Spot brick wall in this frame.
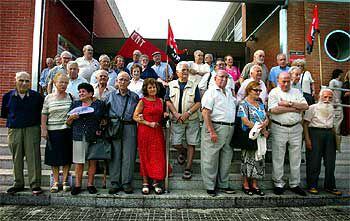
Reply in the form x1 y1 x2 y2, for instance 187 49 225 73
0 0 35 125
246 1 350 94
93 0 125 37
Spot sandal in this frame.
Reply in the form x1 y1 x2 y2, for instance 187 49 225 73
182 169 192 180
242 185 253 196
50 182 59 193
152 183 163 195
142 183 150 195
177 153 185 165
251 187 265 196
62 182 71 192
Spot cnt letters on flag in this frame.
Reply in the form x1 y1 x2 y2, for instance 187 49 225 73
306 5 320 54
167 21 187 63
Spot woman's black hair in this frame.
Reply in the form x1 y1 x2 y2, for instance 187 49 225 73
331 69 343 80
78 83 94 94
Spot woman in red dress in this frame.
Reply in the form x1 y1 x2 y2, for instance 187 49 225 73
133 78 166 194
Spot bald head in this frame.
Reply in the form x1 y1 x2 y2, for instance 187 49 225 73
278 72 291 92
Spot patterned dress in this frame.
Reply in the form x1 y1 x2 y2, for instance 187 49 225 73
237 99 266 179
137 97 166 180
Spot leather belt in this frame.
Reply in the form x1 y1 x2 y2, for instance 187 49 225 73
212 121 234 126
271 119 299 128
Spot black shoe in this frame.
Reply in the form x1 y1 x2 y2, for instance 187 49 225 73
32 187 43 195
108 187 121 195
252 188 265 196
242 186 253 196
71 186 82 195
290 186 307 196
123 185 134 194
7 186 24 194
273 187 285 195
87 186 97 194
207 189 217 197
218 187 236 194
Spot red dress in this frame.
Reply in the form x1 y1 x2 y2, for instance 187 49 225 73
138 97 166 180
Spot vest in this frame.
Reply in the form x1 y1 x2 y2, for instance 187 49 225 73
168 80 198 121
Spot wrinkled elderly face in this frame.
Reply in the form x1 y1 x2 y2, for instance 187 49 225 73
16 74 31 93
47 58 54 68
116 58 125 69
97 71 108 85
291 69 302 83
205 54 213 64
254 51 265 64
251 66 262 82
215 60 225 71
277 55 287 68
61 54 72 66
320 90 333 104
194 52 204 64
100 58 110 70
133 51 141 62
83 46 93 58
79 88 93 101
140 56 149 67
225 56 233 66
54 75 69 92
278 72 291 92
153 54 161 63
214 70 228 89
67 64 79 80
117 73 130 90
177 64 189 81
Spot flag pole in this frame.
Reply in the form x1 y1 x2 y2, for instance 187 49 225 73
317 33 323 86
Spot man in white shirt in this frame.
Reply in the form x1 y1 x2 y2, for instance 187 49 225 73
93 70 116 100
90 54 118 87
76 45 100 82
66 61 88 100
151 51 173 81
189 50 210 86
268 72 308 196
201 70 236 197
237 65 267 103
303 89 341 196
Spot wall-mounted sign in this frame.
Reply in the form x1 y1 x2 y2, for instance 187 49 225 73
289 50 305 64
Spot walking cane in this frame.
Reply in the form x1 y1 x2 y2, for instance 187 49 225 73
164 118 170 193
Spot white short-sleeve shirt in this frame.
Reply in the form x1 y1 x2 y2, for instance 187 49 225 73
236 78 268 103
201 84 237 123
76 57 100 82
268 87 307 125
304 103 334 128
299 71 314 94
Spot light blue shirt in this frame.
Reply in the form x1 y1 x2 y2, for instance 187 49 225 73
45 65 66 86
151 62 173 80
66 76 88 100
90 69 118 87
268 66 290 86
126 61 139 71
39 67 50 87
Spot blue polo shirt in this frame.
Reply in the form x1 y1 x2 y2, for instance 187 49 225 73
140 67 159 80
268 66 290 86
1 89 44 128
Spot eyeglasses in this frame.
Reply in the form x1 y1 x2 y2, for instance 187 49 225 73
252 88 262 93
87 49 93 52
18 79 30 83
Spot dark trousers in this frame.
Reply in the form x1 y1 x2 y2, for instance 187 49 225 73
306 127 336 189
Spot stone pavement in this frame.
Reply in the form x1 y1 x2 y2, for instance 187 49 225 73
0 205 349 220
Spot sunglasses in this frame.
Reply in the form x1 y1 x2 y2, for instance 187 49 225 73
252 88 262 93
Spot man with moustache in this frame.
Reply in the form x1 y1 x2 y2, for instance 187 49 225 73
303 89 342 196
201 70 236 197
240 50 269 84
268 72 308 196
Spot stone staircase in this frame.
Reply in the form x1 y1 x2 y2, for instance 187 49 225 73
0 127 349 208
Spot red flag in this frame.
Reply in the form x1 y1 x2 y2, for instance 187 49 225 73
118 31 167 60
167 21 187 63
306 5 320 54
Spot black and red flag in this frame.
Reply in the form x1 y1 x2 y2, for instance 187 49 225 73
166 20 187 63
306 5 320 54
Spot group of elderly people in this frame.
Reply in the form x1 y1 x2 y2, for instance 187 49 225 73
1 45 345 198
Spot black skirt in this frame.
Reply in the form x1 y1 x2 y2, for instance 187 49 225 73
45 129 73 166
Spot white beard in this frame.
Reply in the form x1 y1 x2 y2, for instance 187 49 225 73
317 102 333 119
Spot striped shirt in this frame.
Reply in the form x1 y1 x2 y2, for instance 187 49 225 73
42 93 72 130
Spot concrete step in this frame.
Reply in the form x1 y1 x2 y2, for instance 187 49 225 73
1 154 349 176
1 168 349 190
0 186 349 209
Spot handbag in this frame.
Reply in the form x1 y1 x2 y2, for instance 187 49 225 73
230 103 258 151
86 136 112 160
106 95 129 140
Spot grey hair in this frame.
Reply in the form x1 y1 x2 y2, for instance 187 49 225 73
194 50 204 56
276 53 286 59
83 45 93 51
292 58 306 66
95 70 108 78
99 54 110 62
139 54 149 61
15 71 30 80
254 50 264 57
176 61 189 71
249 64 262 74
288 66 302 75
117 71 130 80
60 51 72 58
46 57 53 63
67 61 78 69
319 88 334 98
204 53 213 59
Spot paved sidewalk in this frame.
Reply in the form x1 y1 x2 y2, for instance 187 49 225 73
0 205 349 220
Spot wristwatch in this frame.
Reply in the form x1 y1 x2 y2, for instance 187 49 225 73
187 110 192 115
288 101 293 107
